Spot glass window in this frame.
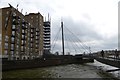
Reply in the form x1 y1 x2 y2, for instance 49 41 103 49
12 25 15 29
6 17 8 21
6 11 9 14
22 35 24 38
11 44 14 47
12 31 15 34
16 51 18 55
11 51 14 55
4 50 8 55
22 40 24 44
5 35 9 42
22 30 24 33
13 12 16 16
11 46 14 50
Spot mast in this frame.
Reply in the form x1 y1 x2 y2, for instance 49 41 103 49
61 21 65 55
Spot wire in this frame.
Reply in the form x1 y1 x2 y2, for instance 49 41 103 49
64 25 90 53
51 27 61 53
64 29 82 54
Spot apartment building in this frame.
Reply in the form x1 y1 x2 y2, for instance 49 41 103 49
0 5 44 60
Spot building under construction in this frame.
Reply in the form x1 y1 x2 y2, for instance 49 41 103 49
43 20 51 54
0 4 51 60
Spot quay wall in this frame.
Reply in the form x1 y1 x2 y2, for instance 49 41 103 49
2 56 94 71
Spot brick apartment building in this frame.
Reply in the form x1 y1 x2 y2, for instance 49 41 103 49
0 4 49 60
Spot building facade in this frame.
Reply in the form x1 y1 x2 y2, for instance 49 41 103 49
43 21 51 54
25 13 44 58
0 5 44 60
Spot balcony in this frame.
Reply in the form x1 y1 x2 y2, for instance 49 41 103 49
44 22 50 26
44 36 50 38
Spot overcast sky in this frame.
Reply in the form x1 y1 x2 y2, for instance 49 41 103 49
0 0 119 54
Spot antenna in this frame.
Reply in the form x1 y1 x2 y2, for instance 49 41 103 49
48 13 49 21
61 16 63 22
16 4 19 10
21 9 23 13
45 16 46 21
25 12 27 15
50 16 51 23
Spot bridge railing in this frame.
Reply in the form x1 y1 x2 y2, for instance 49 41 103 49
87 51 120 60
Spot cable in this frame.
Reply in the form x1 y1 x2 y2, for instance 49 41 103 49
51 27 61 53
64 25 90 52
64 29 82 54
64 28 82 52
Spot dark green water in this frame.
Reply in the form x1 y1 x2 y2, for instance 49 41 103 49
2 64 116 79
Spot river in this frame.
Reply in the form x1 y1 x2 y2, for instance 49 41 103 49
2 60 119 79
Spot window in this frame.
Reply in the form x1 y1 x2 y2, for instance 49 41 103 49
22 30 24 33
16 45 19 48
25 30 27 33
36 32 38 35
11 51 14 55
21 46 24 51
36 36 38 39
12 25 15 29
6 17 8 21
11 46 14 50
22 40 24 44
31 17 33 19
11 44 14 48
31 29 33 32
5 35 9 42
16 51 18 55
12 31 15 35
22 35 24 39
4 43 8 49
6 11 9 14
24 47 26 50
24 41 26 44
4 50 8 55
13 12 16 16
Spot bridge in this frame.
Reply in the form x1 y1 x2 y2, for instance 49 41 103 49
51 21 120 71
83 54 120 69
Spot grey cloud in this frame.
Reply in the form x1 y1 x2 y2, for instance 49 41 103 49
51 16 118 53
53 16 103 41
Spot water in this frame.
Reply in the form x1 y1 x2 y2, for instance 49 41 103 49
2 62 117 79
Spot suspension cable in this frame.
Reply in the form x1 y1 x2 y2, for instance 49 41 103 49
64 30 72 54
51 27 61 53
64 25 90 53
64 29 83 54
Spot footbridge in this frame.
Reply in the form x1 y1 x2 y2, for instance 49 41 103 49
83 55 120 68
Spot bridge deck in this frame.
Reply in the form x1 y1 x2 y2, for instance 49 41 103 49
95 57 120 68
83 55 120 68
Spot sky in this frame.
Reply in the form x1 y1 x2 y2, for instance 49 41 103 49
0 0 119 55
